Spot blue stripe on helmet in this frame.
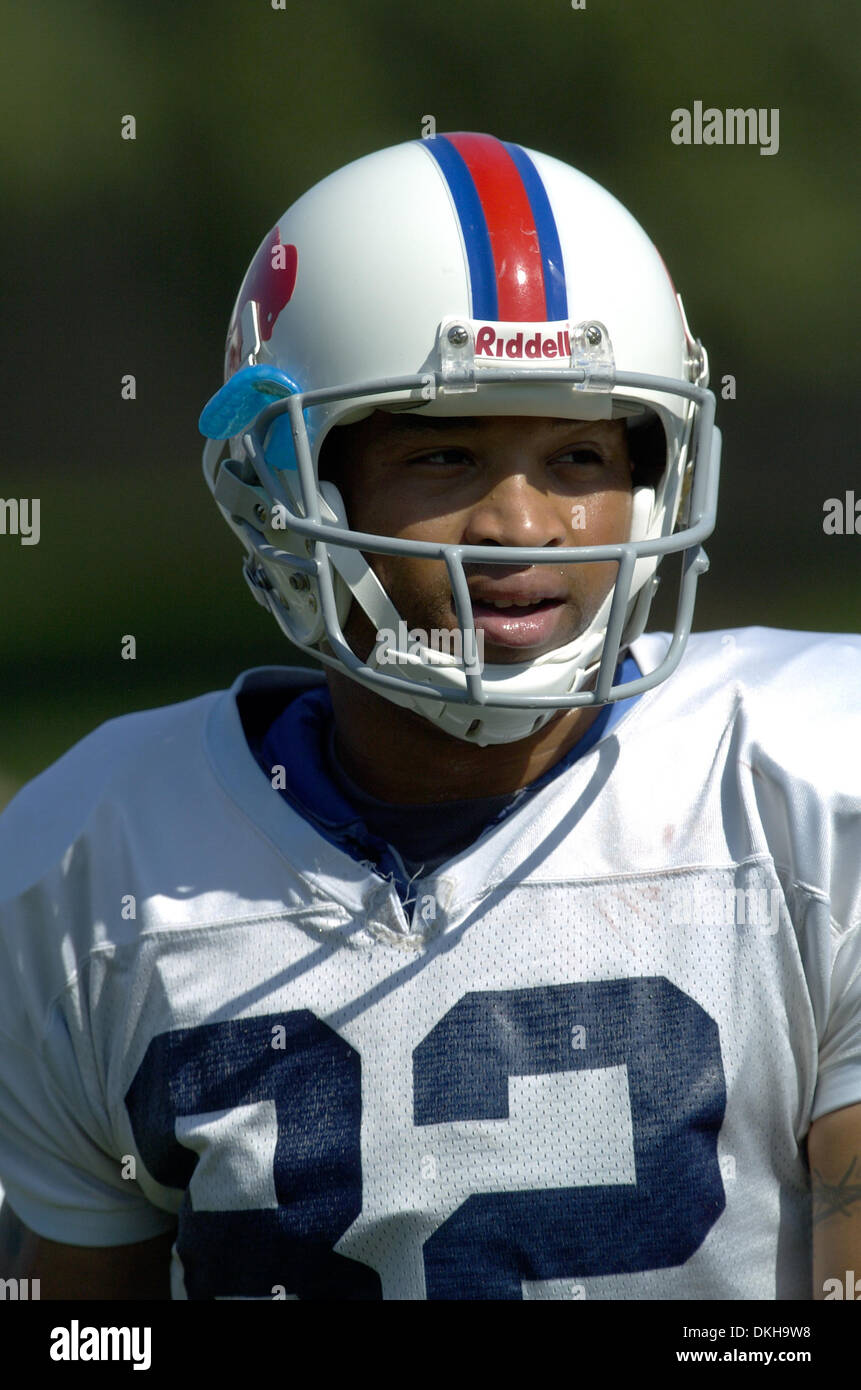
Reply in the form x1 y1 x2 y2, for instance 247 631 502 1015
420 136 498 320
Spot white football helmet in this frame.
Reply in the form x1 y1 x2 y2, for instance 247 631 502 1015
200 132 720 745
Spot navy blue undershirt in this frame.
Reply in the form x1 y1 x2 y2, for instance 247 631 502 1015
253 655 642 904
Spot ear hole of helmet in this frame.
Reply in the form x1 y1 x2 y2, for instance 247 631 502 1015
317 427 344 490
625 411 666 491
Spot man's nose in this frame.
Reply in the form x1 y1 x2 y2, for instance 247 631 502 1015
461 471 568 550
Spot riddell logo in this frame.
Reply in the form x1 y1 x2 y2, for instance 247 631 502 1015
475 324 572 361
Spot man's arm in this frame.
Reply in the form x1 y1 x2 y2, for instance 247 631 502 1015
808 1100 861 1299
0 1199 175 1299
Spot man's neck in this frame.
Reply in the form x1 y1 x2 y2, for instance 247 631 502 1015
325 669 605 804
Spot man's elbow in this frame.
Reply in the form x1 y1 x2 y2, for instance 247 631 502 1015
0 1200 176 1300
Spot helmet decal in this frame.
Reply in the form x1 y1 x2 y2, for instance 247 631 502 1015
420 132 567 322
226 227 298 375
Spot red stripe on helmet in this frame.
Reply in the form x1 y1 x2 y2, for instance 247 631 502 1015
444 132 548 321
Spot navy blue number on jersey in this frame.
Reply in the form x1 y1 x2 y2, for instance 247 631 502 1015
126 1013 382 1299
126 978 726 1299
415 979 726 1298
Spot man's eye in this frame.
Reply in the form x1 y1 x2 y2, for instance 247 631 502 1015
552 447 605 466
409 448 472 466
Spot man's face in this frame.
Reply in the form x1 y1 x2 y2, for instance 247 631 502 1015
323 411 634 666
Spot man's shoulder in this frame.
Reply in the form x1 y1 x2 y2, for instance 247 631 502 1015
633 625 860 783
636 624 861 702
0 665 323 902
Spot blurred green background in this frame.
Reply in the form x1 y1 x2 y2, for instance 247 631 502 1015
1 0 859 808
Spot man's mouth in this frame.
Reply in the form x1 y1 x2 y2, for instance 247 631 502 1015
467 597 566 649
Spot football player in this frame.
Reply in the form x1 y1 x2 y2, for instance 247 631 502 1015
0 132 859 1301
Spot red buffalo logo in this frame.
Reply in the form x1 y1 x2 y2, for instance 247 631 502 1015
225 226 298 376
245 226 298 340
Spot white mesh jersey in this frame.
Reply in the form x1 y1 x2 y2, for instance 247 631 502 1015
0 627 859 1301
